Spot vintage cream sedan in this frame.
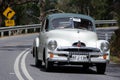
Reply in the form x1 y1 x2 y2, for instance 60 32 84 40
32 13 110 74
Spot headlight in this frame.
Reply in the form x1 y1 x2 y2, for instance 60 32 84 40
48 40 57 51
100 42 109 52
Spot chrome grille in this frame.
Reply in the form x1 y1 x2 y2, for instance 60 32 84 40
57 47 100 52
69 51 89 55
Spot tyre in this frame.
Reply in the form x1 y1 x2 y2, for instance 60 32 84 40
35 48 42 67
32 47 35 57
83 65 89 70
45 60 53 72
96 63 106 74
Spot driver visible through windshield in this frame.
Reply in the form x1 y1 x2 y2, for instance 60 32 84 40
51 17 93 31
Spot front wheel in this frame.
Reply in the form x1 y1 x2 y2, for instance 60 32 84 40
83 65 89 70
96 63 106 74
45 60 53 72
35 48 42 67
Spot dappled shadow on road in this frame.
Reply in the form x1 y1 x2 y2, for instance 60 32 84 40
0 45 31 51
30 64 99 74
106 63 120 78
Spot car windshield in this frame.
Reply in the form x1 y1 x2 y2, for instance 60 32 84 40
50 17 94 31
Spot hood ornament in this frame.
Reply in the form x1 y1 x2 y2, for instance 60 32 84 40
77 41 81 47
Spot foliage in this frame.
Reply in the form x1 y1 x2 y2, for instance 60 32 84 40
110 55 120 63
45 0 57 11
0 0 40 26
110 0 120 59
0 0 118 26
56 0 114 20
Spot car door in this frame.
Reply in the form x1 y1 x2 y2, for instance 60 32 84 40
39 18 49 60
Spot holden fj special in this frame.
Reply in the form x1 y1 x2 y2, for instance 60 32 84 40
32 13 110 74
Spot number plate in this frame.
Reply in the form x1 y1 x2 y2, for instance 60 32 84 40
70 55 88 61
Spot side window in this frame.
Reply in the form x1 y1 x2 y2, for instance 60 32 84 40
45 19 49 31
41 19 49 32
41 19 45 31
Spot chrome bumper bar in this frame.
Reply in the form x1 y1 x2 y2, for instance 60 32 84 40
48 51 109 63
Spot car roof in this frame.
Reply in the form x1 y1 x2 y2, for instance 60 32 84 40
47 13 95 22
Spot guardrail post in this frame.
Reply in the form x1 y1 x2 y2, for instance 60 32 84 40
105 33 108 40
1 32 4 37
9 31 11 36
25 29 28 34
17 29 19 35
34 28 36 32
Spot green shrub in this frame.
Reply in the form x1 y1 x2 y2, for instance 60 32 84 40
110 28 120 59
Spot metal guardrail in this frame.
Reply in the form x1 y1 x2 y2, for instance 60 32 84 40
0 20 118 40
95 20 117 24
97 31 114 40
96 27 118 40
0 24 41 37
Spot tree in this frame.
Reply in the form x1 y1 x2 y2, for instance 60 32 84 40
0 0 119 26
56 0 113 20
91 0 108 19
0 0 39 26
110 0 120 58
56 0 91 14
14 2 40 25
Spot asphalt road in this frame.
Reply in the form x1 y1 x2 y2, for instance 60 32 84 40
0 34 120 80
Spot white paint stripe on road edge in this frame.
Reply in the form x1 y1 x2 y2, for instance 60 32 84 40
14 48 30 80
21 49 34 80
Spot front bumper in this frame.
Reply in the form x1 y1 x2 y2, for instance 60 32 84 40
48 51 109 64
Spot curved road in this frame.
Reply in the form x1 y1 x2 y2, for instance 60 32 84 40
0 34 120 80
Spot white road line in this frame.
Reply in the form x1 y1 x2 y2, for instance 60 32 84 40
14 48 30 80
21 49 34 80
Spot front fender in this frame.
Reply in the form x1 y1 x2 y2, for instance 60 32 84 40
96 40 110 60
33 37 39 48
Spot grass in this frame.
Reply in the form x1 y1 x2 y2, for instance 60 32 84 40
110 55 120 63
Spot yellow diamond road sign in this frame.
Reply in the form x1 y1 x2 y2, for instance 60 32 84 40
5 20 15 27
3 7 15 19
